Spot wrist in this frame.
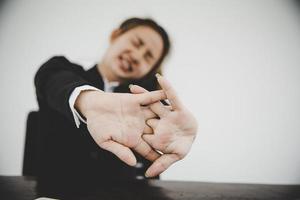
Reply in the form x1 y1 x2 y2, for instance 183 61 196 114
75 90 104 118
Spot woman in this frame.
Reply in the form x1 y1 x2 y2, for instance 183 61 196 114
34 17 197 185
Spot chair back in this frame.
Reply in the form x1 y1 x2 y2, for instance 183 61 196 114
22 111 39 176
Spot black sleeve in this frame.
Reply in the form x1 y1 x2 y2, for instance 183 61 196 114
34 56 92 122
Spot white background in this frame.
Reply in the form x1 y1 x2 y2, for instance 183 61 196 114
0 0 300 184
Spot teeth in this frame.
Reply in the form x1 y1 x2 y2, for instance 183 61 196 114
122 59 129 70
120 55 134 73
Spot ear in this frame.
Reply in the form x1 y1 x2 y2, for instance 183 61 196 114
110 28 123 43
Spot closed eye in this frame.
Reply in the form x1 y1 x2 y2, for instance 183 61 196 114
144 51 154 63
137 37 144 46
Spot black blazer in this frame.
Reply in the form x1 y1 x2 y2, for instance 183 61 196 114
34 56 159 184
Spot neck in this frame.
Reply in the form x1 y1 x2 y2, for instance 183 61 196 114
97 62 121 83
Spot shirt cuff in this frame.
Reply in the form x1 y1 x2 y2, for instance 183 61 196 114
69 85 100 128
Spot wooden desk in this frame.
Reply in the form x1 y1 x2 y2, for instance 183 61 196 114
0 176 299 200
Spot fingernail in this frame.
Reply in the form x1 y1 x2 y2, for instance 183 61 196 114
155 73 161 79
145 172 149 178
129 84 133 89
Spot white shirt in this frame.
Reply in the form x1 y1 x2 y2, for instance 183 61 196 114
68 77 120 128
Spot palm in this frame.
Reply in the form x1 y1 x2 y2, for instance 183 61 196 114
152 110 195 156
87 95 144 147
84 91 166 166
130 75 198 177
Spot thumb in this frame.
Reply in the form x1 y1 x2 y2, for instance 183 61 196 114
145 154 179 177
100 140 137 166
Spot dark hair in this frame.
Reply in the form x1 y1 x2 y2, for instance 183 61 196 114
118 17 171 77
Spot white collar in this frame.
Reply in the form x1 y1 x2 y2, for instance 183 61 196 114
103 77 120 93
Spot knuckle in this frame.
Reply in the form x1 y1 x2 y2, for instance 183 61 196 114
144 148 153 160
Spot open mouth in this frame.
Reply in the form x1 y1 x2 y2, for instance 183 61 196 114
118 54 133 73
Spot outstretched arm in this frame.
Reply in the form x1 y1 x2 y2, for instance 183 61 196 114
34 56 92 122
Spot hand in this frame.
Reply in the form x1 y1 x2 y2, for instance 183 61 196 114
75 89 166 166
130 74 198 177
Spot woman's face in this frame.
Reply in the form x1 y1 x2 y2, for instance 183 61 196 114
103 26 164 81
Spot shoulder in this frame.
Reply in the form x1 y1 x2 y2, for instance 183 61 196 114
43 55 75 66
40 55 85 72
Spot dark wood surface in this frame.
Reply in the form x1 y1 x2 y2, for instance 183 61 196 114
0 176 299 200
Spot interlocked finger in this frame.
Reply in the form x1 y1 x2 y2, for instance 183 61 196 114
142 107 157 119
133 139 161 161
143 124 153 134
146 118 159 129
138 90 166 106
130 84 170 117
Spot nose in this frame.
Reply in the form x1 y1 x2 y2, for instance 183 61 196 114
131 47 146 67
130 54 139 66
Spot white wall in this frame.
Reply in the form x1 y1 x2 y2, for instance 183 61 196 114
0 0 300 184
